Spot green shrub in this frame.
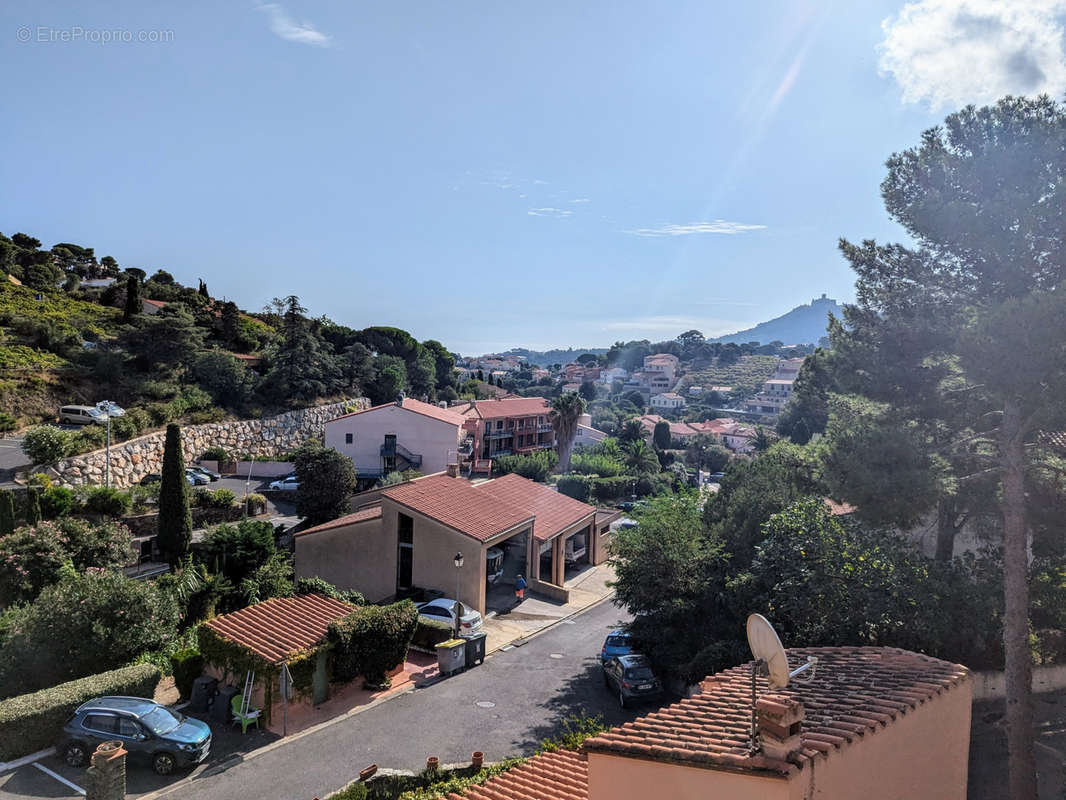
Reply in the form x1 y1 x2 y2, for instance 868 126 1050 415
556 475 591 502
169 648 205 700
68 425 105 453
40 486 77 518
202 446 231 463
570 452 626 477
294 576 365 605
200 488 236 509
85 486 132 517
411 618 453 650
327 601 418 688
243 493 267 515
21 425 73 464
0 412 16 432
27 472 53 489
491 450 558 482
0 663 161 761
589 476 633 503
326 783 367 800
24 488 41 525
0 490 14 534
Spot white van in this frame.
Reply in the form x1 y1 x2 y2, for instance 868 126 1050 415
565 534 587 565
59 405 105 425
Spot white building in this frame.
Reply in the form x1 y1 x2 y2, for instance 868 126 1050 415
650 392 685 410
744 357 805 418
324 397 468 479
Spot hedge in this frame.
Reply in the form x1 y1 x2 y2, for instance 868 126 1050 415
411 618 453 650
170 648 205 701
327 601 418 688
0 663 161 761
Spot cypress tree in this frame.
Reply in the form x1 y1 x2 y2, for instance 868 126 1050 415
24 488 41 526
122 274 141 323
0 489 14 534
157 424 192 566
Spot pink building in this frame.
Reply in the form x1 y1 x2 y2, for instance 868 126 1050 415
450 397 555 473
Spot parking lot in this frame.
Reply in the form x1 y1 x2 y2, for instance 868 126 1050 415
0 705 280 800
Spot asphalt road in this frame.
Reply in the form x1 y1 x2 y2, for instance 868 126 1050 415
155 598 642 800
0 433 29 486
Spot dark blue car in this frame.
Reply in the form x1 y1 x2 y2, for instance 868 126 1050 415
59 696 211 775
600 631 634 664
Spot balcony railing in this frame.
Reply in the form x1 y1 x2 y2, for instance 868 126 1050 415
485 429 514 439
538 423 553 432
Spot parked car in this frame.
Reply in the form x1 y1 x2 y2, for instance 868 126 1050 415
600 631 634 664
184 468 210 486
486 546 505 584
139 473 162 486
416 598 483 633
189 465 220 482
708 472 726 482
565 535 587 565
59 696 211 776
616 501 636 512
268 475 299 491
59 405 107 425
603 654 661 708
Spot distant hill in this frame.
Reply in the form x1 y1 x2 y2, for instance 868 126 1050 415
710 295 843 345
500 346 609 367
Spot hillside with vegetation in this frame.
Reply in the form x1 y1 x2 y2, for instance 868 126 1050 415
0 232 463 454
709 294 843 345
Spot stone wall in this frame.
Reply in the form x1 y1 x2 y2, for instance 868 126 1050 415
48 399 367 489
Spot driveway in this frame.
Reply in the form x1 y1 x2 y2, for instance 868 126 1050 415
0 433 29 486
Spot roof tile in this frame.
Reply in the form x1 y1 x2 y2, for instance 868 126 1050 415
382 474 533 541
329 397 467 427
477 474 596 541
295 505 382 537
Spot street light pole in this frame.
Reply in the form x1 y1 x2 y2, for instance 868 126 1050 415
105 412 112 488
453 551 464 637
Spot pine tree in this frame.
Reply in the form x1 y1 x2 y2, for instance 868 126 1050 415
24 488 41 525
122 275 140 323
157 424 192 566
0 489 15 534
198 279 209 299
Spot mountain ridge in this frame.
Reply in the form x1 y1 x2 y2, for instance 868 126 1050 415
708 294 842 345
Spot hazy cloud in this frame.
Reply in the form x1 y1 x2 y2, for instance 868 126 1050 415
625 220 767 237
879 0 1066 110
258 3 332 46
569 198 591 204
527 207 573 218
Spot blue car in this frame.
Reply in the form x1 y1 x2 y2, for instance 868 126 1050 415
59 696 211 775
600 631 634 664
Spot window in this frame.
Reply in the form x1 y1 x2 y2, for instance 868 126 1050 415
345 433 353 444
398 513 413 544
397 513 414 591
83 714 118 734
118 718 142 737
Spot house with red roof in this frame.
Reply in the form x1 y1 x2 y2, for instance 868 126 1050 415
294 472 599 615
449 397 556 473
447 646 973 800
325 396 471 479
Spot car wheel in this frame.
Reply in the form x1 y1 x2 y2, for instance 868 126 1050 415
152 752 176 775
619 690 627 709
64 741 89 768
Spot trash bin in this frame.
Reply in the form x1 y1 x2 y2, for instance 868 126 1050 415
189 676 218 713
461 632 487 668
212 685 240 723
436 639 467 676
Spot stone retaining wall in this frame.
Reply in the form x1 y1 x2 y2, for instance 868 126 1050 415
48 399 367 489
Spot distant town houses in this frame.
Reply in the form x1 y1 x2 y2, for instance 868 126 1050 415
597 366 628 385
744 357 804 418
649 392 685 410
449 396 557 473
574 412 608 449
636 414 756 452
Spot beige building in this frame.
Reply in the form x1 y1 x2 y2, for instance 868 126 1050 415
324 397 468 479
451 646 973 800
294 472 601 614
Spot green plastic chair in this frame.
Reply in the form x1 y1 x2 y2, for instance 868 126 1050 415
231 693 261 733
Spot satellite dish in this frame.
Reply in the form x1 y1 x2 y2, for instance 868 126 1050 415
746 613 791 689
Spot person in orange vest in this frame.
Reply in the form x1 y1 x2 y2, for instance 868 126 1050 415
514 573 527 603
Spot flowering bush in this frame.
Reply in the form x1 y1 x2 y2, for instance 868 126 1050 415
0 525 67 606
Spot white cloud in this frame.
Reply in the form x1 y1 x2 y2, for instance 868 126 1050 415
569 198 591 204
258 3 332 47
879 0 1066 110
624 220 767 237
533 179 549 185
527 207 573 218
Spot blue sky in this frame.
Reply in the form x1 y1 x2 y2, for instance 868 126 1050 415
3 1 1065 354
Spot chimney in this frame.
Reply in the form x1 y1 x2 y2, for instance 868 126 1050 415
446 463 459 478
86 740 127 800
395 392 405 407
756 695 804 761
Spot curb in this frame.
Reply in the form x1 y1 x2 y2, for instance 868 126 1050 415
139 591 616 800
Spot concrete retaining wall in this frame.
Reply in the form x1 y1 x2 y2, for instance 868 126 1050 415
202 459 294 478
47 399 367 489
972 664 1066 700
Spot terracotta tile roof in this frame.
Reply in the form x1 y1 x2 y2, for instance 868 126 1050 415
1039 430 1066 453
328 397 467 427
142 298 166 308
452 397 552 420
823 498 856 517
382 474 533 541
294 505 382 537
583 646 970 777
203 593 355 664
445 750 588 800
478 473 596 542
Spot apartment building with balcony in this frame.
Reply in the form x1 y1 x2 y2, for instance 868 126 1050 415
745 357 806 418
449 396 555 472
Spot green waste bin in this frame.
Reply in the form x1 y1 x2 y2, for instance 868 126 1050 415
461 632 487 667
436 638 466 676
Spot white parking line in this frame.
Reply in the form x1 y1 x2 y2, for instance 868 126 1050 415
32 763 85 796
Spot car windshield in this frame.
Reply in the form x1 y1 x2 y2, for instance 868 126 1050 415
140 706 182 735
625 666 655 680
606 634 629 648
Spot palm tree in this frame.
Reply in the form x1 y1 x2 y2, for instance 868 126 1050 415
619 418 646 444
549 392 587 473
623 439 660 474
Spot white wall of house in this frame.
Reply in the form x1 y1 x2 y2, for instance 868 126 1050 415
324 404 463 477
